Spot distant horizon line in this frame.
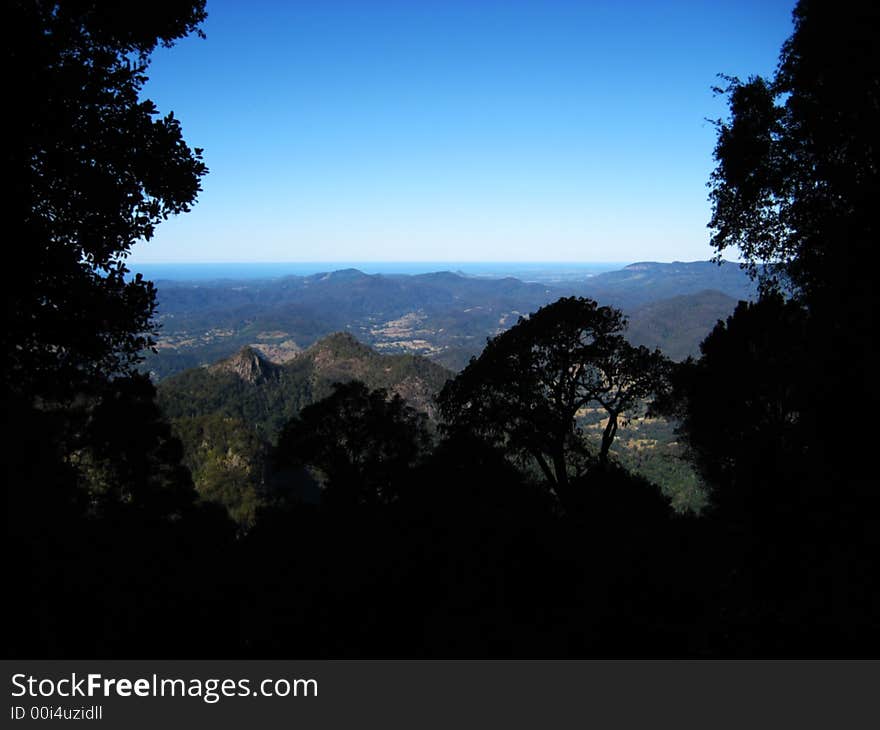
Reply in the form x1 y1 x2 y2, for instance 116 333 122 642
123 259 744 283
128 259 734 265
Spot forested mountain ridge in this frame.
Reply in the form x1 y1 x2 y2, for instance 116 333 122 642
144 261 756 378
157 333 453 525
625 289 739 361
159 331 451 439
159 330 708 524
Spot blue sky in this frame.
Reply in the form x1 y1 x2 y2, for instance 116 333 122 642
132 0 796 264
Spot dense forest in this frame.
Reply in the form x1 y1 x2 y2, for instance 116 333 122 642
7 0 878 658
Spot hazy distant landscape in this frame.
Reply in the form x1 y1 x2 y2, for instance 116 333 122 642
144 259 755 378
132 260 628 284
146 258 752 520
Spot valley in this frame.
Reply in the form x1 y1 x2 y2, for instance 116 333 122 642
143 260 754 379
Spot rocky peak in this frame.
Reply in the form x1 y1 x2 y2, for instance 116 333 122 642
211 346 278 384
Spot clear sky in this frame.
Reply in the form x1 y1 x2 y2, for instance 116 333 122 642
131 0 796 264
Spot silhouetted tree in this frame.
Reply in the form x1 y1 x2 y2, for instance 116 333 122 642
703 0 879 536
4 2 240 659
274 381 432 507
709 0 878 311
652 292 880 653
8 373 239 659
653 295 811 521
707 0 879 457
7 0 208 399
437 297 669 509
590 339 672 465
71 374 200 517
660 0 880 653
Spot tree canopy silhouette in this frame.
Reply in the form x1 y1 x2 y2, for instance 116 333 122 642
653 295 811 520
275 381 432 507
437 297 669 509
706 0 878 468
709 0 878 312
696 0 879 491
5 1 236 660
658 0 880 653
7 0 208 399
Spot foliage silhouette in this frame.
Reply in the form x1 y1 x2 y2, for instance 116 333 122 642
709 0 878 316
660 0 880 654
6 2 241 659
438 297 670 509
8 377 238 658
7 0 207 398
654 295 810 510
274 381 432 508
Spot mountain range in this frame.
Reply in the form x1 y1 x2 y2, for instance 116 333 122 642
144 260 754 378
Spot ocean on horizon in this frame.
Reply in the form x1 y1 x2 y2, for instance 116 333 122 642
127 261 629 284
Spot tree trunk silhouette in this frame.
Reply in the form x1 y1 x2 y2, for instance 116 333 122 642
599 413 619 467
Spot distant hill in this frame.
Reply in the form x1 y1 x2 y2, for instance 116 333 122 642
626 289 740 361
144 261 756 378
571 260 755 309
